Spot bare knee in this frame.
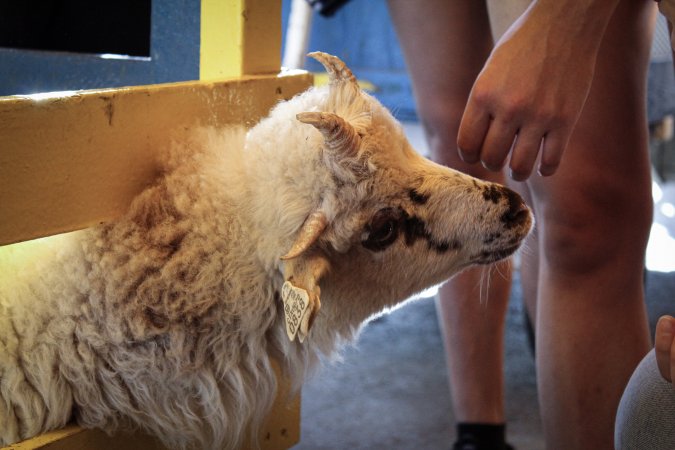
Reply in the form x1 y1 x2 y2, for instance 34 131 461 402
539 185 652 277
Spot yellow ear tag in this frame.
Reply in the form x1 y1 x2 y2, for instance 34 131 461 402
282 281 311 342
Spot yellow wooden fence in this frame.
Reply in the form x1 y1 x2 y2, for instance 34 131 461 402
0 0 310 448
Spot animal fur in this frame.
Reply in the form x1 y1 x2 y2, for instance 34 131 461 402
0 53 532 449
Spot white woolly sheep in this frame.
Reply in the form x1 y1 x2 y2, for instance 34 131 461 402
0 52 532 449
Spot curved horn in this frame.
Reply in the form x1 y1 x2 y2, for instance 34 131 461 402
308 51 357 86
297 112 361 157
281 211 328 260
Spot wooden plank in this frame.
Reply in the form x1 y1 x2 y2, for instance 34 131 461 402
2 425 163 450
0 71 312 246
200 0 282 79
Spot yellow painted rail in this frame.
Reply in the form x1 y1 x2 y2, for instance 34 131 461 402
0 72 311 246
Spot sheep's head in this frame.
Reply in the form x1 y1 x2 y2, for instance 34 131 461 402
278 52 532 342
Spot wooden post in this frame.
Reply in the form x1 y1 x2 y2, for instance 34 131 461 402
200 0 282 79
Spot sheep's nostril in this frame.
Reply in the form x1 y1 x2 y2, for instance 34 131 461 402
500 189 529 227
504 206 529 226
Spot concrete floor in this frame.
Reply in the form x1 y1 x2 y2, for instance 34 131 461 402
295 278 542 450
293 123 675 450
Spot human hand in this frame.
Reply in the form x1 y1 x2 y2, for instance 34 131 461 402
457 2 613 181
655 315 675 385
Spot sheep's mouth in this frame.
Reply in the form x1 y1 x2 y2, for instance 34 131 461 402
473 244 521 265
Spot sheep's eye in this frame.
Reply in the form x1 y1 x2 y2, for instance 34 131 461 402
362 208 400 252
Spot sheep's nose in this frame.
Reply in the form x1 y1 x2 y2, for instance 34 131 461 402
501 189 530 228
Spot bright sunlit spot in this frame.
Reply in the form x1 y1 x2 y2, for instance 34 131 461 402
411 285 440 300
661 202 675 219
647 180 675 273
646 223 675 272
653 180 663 203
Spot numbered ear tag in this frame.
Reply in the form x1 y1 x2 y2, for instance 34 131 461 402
297 306 312 343
282 281 311 342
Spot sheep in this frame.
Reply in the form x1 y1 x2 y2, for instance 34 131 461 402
0 52 532 449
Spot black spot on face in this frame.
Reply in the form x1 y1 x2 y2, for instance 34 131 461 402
402 214 427 246
408 189 429 205
362 207 462 254
481 184 529 228
401 212 461 254
447 240 463 251
427 237 461 253
482 185 503 204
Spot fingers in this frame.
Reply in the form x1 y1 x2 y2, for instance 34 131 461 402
655 315 675 383
457 101 490 165
538 131 566 177
458 112 565 182
479 119 518 171
508 129 544 181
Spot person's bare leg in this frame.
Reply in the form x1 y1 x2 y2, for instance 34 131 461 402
514 2 655 448
509 183 539 350
388 0 513 434
488 0 655 446
491 0 541 359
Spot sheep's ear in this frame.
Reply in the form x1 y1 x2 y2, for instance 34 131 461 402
281 251 330 342
297 112 361 158
281 211 328 260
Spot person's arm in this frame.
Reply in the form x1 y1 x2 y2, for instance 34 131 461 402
457 0 621 180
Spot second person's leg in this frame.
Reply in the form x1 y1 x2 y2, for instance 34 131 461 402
389 2 514 447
